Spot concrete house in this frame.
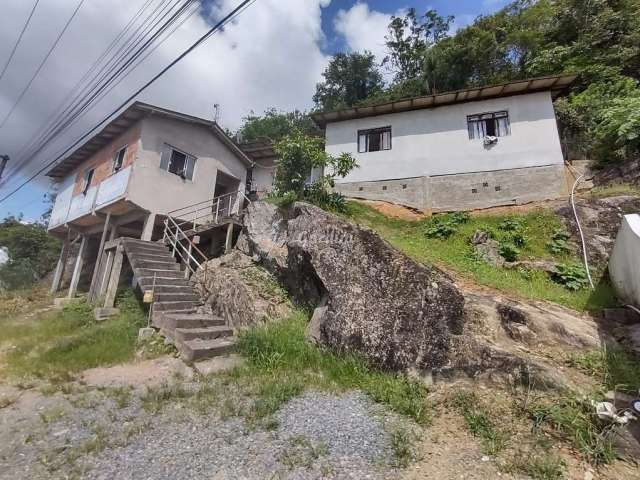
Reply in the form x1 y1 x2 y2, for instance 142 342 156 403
47 102 253 301
312 74 577 212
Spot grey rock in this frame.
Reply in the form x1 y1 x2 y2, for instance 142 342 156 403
241 201 465 373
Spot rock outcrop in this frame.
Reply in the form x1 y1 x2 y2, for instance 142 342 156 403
234 201 608 386
239 201 465 372
195 251 292 330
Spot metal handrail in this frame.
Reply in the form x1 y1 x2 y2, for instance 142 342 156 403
167 190 249 216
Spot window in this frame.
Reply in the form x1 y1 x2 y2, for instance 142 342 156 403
159 145 196 180
112 145 127 172
467 111 510 140
82 168 94 195
358 127 392 153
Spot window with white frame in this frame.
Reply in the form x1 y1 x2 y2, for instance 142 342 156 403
467 111 510 140
81 168 94 195
112 145 127 172
159 144 196 180
358 126 392 153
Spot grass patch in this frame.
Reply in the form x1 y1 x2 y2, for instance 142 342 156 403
528 395 616 465
235 310 429 424
506 450 566 480
0 290 146 381
278 435 329 470
451 391 509 455
342 201 615 311
0 285 51 317
590 183 640 198
569 346 640 395
389 426 418 468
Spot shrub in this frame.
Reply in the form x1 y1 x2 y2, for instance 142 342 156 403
424 221 457 239
551 264 589 291
499 241 520 262
546 228 572 255
510 231 528 248
449 211 470 225
498 218 522 232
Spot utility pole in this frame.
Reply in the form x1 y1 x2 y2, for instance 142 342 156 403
0 155 8 180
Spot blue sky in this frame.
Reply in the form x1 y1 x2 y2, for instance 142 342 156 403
0 0 511 223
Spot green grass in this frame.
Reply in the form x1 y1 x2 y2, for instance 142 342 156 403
506 451 566 480
569 346 640 395
342 201 616 311
590 183 640 198
0 290 147 381
451 391 509 455
233 310 429 424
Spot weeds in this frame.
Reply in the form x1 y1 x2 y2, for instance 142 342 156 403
389 426 417 468
550 264 590 291
569 346 640 395
506 450 566 480
235 311 429 423
451 391 509 455
279 435 329 470
104 386 133 408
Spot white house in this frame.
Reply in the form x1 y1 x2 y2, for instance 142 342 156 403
312 74 576 212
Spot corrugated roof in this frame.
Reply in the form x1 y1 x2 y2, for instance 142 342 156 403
311 74 577 127
46 102 252 179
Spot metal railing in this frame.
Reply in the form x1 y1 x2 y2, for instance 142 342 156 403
162 190 252 279
167 190 251 234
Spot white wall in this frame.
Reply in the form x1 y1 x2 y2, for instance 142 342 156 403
609 214 640 307
128 116 248 215
325 91 564 183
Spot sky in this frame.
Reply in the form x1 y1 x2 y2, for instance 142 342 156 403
0 0 511 222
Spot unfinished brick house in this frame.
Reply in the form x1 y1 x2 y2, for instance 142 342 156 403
46 102 256 360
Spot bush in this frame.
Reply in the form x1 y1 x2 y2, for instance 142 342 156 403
424 221 457 239
551 264 589 291
498 218 522 232
499 241 520 262
547 228 572 255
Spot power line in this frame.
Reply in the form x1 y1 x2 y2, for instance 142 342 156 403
5 0 198 182
0 0 257 205
0 0 86 130
0 0 41 84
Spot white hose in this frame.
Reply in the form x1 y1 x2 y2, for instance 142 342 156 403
571 174 595 290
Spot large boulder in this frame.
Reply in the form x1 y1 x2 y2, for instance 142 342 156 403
239 201 465 372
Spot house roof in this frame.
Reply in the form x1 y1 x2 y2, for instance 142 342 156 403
239 140 277 161
310 74 577 128
46 102 253 179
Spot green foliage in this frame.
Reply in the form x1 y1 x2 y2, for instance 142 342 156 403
546 228 572 255
236 108 318 144
593 91 640 163
424 212 470 239
452 391 509 455
498 218 523 232
506 451 566 480
0 289 146 379
313 52 385 111
498 241 520 262
551 263 589 291
569 347 640 395
0 216 60 290
236 311 429 423
528 395 616 464
272 130 357 213
343 201 616 311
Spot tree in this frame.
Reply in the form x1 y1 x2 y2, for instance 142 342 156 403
0 216 60 290
236 109 318 144
313 52 385 111
273 130 357 212
382 8 453 94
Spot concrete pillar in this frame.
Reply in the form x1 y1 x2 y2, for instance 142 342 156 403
50 233 70 294
103 244 124 308
141 213 156 241
224 222 234 254
67 235 87 299
88 213 111 301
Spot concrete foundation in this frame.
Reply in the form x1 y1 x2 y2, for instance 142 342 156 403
333 164 567 212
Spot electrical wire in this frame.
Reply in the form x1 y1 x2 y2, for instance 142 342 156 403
0 0 41 84
4 0 193 182
0 0 86 129
0 0 257 205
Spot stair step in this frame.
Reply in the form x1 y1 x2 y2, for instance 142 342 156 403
181 337 236 361
162 314 225 329
154 300 199 312
173 326 233 342
141 284 193 294
123 242 168 253
136 268 184 279
154 292 199 302
131 259 180 271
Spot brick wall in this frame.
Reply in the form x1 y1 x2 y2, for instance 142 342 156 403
72 123 141 196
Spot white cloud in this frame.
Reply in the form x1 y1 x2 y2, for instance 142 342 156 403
0 0 330 193
333 2 398 67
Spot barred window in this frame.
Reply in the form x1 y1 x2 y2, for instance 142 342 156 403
467 111 510 140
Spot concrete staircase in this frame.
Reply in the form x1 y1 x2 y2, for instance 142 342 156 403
121 238 236 361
